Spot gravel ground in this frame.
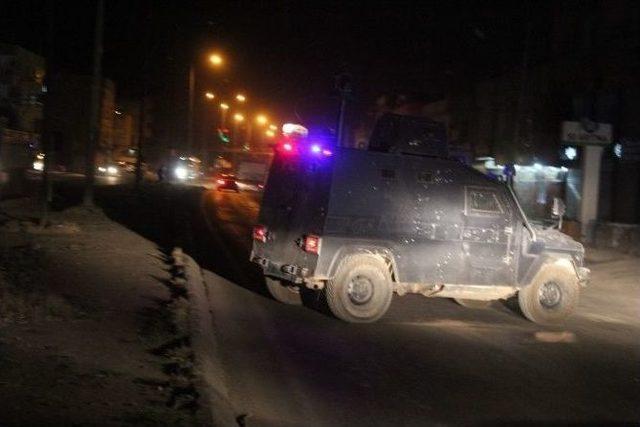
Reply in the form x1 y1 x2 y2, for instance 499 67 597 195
0 197 203 426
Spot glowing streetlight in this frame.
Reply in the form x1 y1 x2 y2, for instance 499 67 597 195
205 92 215 100
209 53 224 66
218 103 229 127
235 93 246 103
265 130 276 138
233 113 245 122
255 114 268 125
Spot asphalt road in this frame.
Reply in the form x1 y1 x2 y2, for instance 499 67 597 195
190 189 640 426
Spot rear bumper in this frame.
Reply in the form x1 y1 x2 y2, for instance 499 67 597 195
251 253 327 290
251 254 308 284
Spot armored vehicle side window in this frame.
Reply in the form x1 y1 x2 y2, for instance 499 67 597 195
465 187 503 215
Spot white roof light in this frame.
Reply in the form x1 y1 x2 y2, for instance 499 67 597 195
282 123 308 137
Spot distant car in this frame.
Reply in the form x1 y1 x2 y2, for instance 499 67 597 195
96 164 120 177
118 160 147 173
216 174 239 192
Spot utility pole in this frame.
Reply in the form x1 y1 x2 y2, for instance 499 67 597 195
335 72 352 147
83 0 104 207
512 18 532 163
135 97 146 187
187 64 195 154
135 6 152 188
40 0 55 226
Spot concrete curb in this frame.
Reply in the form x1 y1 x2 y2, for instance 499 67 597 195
177 248 239 427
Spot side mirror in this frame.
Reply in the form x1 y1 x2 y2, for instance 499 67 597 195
552 197 566 218
552 197 566 230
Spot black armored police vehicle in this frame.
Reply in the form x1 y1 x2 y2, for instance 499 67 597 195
251 114 590 324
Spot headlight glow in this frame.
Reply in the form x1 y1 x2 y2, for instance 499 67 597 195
106 166 118 175
33 160 44 171
174 166 188 180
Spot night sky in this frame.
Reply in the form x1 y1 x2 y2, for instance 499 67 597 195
1 0 541 128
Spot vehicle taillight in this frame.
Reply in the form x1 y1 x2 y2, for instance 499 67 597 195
303 234 321 254
253 225 267 242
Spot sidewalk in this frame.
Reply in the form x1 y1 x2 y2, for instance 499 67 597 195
0 198 203 426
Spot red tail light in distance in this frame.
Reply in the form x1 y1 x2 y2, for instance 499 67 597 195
253 225 267 242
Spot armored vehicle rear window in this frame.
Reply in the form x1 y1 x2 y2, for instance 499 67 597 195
465 187 503 214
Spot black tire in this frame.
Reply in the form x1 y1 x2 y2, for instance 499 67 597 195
518 262 579 325
454 298 492 309
326 255 393 323
265 277 302 305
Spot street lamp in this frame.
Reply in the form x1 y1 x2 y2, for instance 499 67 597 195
255 114 268 125
205 92 215 100
219 103 229 127
235 93 246 103
232 113 245 146
209 53 224 66
187 51 226 153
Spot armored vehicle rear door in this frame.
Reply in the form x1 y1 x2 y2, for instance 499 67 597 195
257 150 332 270
461 185 517 285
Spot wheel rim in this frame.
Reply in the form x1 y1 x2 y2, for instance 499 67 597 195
538 281 562 308
347 275 374 305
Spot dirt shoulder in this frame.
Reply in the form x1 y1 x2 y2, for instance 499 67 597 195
0 199 204 426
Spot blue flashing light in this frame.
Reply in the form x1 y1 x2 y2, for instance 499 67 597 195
311 144 321 153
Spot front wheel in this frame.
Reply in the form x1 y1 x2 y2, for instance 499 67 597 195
265 277 302 305
518 263 579 325
326 255 393 323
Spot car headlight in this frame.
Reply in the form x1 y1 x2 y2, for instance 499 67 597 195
106 166 118 175
98 166 107 173
174 166 188 180
33 160 44 171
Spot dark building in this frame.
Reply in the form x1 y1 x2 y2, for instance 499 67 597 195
0 44 44 193
43 73 115 171
0 43 45 133
423 0 640 226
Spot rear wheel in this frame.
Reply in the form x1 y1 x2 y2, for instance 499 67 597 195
454 298 492 309
326 255 393 323
265 277 302 305
518 263 579 325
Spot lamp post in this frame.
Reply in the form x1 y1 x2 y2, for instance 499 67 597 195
247 114 268 150
232 113 244 147
187 52 224 154
219 103 229 128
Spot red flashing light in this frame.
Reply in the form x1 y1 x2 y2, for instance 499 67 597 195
253 225 267 242
303 234 321 255
283 143 293 152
